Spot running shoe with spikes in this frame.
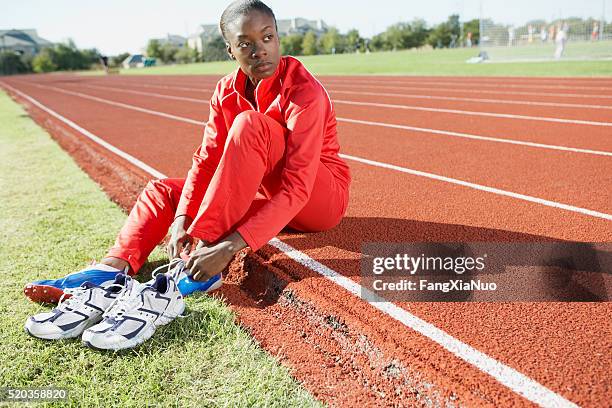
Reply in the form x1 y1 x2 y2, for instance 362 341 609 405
82 264 185 351
24 274 132 340
24 261 127 304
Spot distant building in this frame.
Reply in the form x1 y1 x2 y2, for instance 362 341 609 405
0 29 53 56
276 18 328 36
188 24 221 53
187 17 328 53
152 33 188 49
123 54 144 69
122 54 156 69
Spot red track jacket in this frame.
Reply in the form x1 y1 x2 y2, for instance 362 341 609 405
175 56 351 250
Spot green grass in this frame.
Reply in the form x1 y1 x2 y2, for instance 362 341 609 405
0 89 321 407
82 46 612 77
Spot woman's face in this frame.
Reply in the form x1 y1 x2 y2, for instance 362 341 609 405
225 10 281 83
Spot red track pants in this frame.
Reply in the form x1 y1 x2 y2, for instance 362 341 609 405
106 111 348 274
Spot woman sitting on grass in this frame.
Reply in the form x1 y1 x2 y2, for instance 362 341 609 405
24 0 351 349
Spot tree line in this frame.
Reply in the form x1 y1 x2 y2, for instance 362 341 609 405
146 14 481 64
0 39 104 75
1 15 609 75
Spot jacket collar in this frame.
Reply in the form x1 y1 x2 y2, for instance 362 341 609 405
232 56 285 110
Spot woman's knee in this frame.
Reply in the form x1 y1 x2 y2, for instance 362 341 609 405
142 178 183 207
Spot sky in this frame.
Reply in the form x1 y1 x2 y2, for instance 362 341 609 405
2 0 609 55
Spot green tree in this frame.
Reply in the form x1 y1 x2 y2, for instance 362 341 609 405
48 40 97 70
280 33 304 56
147 39 162 58
201 36 228 62
32 50 56 73
345 29 363 53
175 46 197 64
319 27 345 54
0 52 31 75
369 20 430 52
301 32 317 55
370 32 391 51
110 52 130 67
159 43 179 63
462 18 480 46
408 19 430 48
427 14 460 48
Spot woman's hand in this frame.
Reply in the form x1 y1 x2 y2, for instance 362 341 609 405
167 215 194 259
186 232 247 281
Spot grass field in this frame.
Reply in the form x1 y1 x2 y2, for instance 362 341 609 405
0 90 320 407
88 46 612 77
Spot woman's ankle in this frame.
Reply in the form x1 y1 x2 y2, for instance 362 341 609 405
100 257 132 274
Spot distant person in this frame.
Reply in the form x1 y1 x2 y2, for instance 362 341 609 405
466 32 473 48
508 27 515 46
540 26 547 42
24 0 351 350
548 24 556 44
99 55 109 74
528 25 534 43
591 22 599 41
554 23 567 59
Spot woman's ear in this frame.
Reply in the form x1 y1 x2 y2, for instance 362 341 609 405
226 43 235 60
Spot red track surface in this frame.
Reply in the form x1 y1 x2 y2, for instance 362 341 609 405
2 73 611 407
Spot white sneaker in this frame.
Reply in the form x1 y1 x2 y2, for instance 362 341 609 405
82 266 185 351
24 275 129 340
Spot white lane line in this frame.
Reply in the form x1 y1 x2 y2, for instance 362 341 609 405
340 153 612 221
328 89 612 110
59 82 612 157
82 83 207 104
86 79 612 127
2 82 580 408
333 99 612 127
23 82 205 126
90 80 209 93
269 238 579 408
2 83 166 179
84 79 612 110
13 81 612 220
337 117 612 157
12 81 612 219
324 82 612 100
324 77 612 91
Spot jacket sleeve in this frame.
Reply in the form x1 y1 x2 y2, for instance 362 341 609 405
236 84 328 251
175 82 227 220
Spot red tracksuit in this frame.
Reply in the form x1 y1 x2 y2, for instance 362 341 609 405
106 56 351 273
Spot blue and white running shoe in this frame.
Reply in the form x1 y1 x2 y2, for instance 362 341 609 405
24 262 126 304
82 267 185 351
24 274 129 340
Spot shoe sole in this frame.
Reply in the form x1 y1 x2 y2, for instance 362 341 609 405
82 300 185 351
82 323 156 351
24 284 68 304
25 316 103 340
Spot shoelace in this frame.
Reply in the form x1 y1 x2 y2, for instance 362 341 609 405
151 258 186 281
102 275 142 320
103 259 188 321
56 286 91 310
56 281 126 311
152 258 189 319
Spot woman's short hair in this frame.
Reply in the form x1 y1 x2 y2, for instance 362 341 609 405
219 0 278 42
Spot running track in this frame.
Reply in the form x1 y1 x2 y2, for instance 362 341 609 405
2 73 611 407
